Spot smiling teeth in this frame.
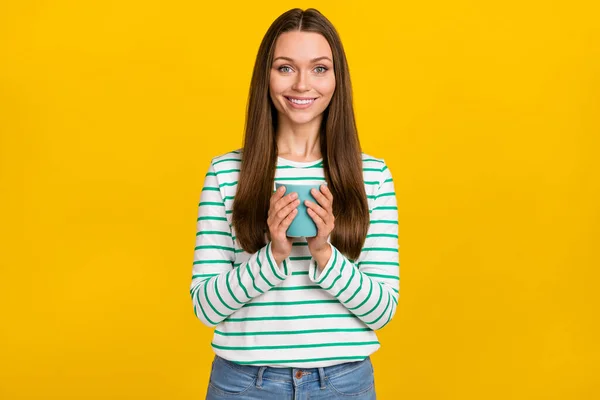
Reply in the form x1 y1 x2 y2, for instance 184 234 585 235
289 98 314 104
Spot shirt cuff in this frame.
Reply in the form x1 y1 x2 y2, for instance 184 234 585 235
307 242 336 284
264 241 292 283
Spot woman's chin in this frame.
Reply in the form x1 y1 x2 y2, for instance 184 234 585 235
286 112 322 125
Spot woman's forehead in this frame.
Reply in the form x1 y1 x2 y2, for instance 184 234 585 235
273 31 333 61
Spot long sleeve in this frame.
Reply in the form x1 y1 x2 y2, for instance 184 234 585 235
190 159 292 328
307 159 400 330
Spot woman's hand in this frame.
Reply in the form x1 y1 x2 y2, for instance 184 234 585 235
267 186 299 264
305 184 335 269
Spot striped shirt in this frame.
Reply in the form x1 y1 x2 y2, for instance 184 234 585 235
190 149 400 368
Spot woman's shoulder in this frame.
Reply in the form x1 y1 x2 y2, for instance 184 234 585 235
361 152 386 168
361 152 392 187
210 148 243 167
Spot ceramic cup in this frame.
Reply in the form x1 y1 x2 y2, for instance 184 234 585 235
274 181 326 237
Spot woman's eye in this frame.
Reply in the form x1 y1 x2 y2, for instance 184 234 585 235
278 66 292 73
315 66 328 74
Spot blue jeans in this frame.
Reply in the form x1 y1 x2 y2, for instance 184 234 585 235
206 355 377 399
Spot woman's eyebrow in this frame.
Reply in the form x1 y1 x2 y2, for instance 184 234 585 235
273 56 332 63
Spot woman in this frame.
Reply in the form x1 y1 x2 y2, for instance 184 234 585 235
190 8 399 399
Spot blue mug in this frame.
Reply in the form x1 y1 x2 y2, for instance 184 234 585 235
274 181 326 237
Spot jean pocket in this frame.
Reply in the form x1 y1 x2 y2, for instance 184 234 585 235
326 358 375 396
208 356 256 396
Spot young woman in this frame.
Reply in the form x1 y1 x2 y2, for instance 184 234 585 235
190 8 399 399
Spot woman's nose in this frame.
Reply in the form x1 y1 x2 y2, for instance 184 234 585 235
292 71 309 91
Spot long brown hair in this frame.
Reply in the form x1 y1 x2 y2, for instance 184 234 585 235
232 8 369 261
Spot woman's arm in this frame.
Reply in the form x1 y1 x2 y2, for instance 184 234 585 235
307 160 400 330
190 159 292 328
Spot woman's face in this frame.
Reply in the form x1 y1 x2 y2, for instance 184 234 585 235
269 31 336 126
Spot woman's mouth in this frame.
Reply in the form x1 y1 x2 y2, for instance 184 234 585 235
285 96 317 109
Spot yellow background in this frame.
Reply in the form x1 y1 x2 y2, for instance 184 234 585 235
1 1 598 399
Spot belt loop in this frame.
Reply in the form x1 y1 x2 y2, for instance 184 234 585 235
257 366 267 388
318 367 326 389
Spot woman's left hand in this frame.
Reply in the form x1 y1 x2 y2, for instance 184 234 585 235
305 184 335 265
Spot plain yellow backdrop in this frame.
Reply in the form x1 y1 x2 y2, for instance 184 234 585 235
1 1 599 399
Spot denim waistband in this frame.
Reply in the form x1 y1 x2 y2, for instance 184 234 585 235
213 354 371 389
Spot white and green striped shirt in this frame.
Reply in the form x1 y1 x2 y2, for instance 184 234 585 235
190 149 399 368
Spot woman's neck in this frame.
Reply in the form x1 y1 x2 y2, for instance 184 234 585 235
276 114 323 161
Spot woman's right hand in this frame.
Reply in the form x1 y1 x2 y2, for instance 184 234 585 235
267 186 300 264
